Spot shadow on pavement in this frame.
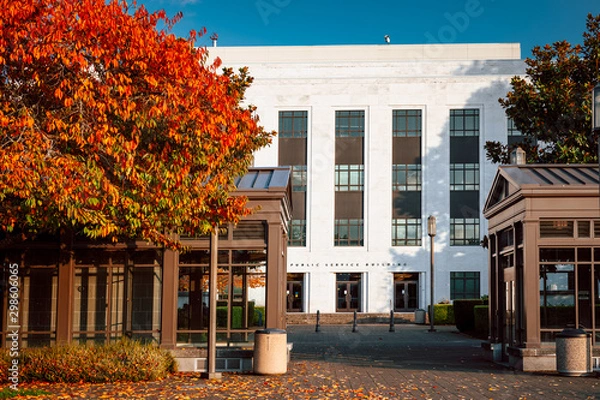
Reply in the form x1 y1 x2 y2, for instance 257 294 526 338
287 324 507 373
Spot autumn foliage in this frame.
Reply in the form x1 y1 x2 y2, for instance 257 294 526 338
0 0 273 247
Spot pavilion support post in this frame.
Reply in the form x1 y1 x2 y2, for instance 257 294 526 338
203 230 222 379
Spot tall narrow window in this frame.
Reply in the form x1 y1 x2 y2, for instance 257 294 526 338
335 110 364 247
392 110 422 246
450 109 480 246
278 111 308 246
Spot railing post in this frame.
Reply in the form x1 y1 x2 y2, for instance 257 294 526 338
352 310 358 333
389 309 395 332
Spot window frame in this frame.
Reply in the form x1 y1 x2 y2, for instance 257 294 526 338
335 164 364 191
450 218 480 246
392 218 422 246
450 109 480 137
450 271 481 300
335 110 365 138
334 219 364 246
450 163 480 191
392 164 422 191
288 219 306 247
278 110 308 138
392 109 422 137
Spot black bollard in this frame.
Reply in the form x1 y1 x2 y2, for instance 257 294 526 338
389 309 395 332
315 310 321 332
352 310 357 333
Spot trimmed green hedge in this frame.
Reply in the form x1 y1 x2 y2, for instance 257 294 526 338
454 299 485 332
474 305 489 337
217 303 264 328
433 304 455 325
0 339 176 383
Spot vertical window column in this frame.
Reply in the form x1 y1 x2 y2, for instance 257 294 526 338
449 109 480 246
391 110 422 246
278 111 308 246
335 110 364 246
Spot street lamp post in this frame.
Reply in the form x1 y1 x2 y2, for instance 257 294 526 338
427 215 436 333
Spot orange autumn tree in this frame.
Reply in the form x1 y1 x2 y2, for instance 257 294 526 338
0 0 274 248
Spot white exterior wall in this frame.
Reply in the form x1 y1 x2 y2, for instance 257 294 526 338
210 44 525 314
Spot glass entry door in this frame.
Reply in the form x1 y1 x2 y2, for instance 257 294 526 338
394 273 419 311
503 266 516 361
287 273 304 312
336 273 361 312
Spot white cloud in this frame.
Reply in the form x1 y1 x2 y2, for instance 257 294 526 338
176 0 202 5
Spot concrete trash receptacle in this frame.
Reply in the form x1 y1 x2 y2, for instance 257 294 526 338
414 309 426 324
253 328 287 375
556 328 592 376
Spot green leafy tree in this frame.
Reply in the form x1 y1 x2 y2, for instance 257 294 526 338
485 13 600 164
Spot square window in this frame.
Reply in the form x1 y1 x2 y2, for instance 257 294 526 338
450 271 480 300
335 164 364 191
450 109 479 137
335 219 363 246
392 218 422 246
393 110 422 137
278 111 308 138
450 218 480 246
336 110 365 138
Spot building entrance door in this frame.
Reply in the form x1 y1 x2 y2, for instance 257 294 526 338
394 273 419 311
286 273 304 312
336 273 361 312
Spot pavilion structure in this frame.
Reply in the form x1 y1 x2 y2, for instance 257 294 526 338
0 167 291 373
484 162 600 371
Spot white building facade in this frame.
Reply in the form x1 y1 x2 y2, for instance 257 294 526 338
210 43 526 315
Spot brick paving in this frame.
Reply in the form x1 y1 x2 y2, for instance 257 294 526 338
14 324 599 399
287 324 599 399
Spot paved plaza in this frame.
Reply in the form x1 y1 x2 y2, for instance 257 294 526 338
285 324 599 399
17 324 600 399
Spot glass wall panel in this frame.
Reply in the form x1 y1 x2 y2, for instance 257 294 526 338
539 264 575 329
177 249 266 346
578 265 592 329
22 266 58 347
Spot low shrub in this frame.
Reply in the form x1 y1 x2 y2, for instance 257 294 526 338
433 304 455 325
454 299 485 332
0 339 176 383
217 304 265 328
473 305 489 338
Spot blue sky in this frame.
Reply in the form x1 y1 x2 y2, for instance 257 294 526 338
138 0 599 58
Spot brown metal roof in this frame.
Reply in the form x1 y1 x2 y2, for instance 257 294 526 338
234 167 291 190
499 164 599 187
484 164 600 216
